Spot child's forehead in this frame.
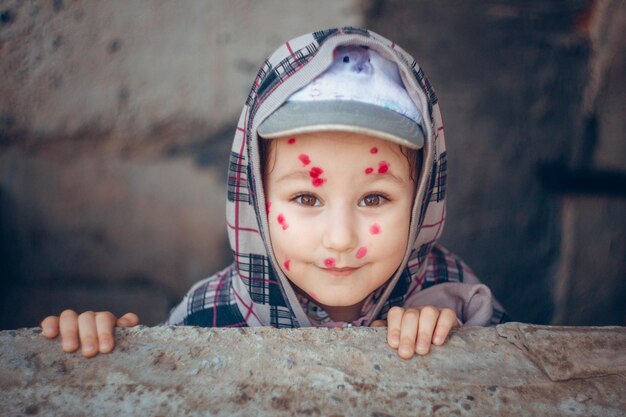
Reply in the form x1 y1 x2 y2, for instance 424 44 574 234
272 131 401 153
266 132 414 183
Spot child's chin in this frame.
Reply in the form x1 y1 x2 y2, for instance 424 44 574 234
315 295 365 308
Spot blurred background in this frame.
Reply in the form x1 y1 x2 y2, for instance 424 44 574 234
0 0 624 328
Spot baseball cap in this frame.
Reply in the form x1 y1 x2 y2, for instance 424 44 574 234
257 45 425 149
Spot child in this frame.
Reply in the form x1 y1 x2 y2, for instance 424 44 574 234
41 27 507 360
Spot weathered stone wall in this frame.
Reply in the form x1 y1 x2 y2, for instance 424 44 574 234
0 1 624 328
0 0 362 327
551 0 626 325
1 324 625 416
364 0 626 324
0 0 362 139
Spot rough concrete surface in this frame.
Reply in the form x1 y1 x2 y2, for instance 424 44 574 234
1 323 624 416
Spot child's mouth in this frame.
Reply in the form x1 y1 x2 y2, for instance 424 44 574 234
324 266 360 276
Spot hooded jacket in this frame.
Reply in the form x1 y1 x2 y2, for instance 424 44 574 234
167 27 507 328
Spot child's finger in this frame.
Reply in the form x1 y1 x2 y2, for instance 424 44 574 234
95 312 116 353
59 309 79 353
370 320 387 327
40 316 60 339
432 308 458 345
117 312 139 327
386 307 404 348
77 311 99 358
415 306 439 355
398 308 420 359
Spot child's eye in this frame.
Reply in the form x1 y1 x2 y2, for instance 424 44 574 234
293 194 321 207
359 193 389 207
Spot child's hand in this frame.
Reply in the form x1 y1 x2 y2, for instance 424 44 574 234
40 310 139 358
371 306 458 359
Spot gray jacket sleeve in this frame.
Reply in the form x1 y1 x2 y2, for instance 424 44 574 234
403 282 494 326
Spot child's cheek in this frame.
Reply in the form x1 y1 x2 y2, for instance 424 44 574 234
277 213 289 230
356 222 384 259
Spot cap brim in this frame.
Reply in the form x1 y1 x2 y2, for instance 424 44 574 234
257 101 424 149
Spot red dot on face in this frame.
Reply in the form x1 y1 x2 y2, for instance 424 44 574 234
356 246 368 259
370 147 378 154
309 167 323 178
378 161 389 174
370 224 381 235
324 258 336 268
266 201 271 215
277 214 288 230
288 137 296 144
298 153 311 166
309 291 319 302
312 178 325 187
283 259 290 271
365 167 374 175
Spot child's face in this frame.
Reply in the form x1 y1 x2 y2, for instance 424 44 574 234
264 131 415 315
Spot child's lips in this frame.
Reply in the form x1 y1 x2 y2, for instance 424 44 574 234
323 266 360 276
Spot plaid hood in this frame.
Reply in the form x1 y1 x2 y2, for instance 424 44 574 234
167 28 507 328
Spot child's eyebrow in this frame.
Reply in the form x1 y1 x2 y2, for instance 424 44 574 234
273 171 313 183
274 170 411 186
368 172 411 186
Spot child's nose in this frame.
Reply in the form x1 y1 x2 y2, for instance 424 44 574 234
321 207 358 254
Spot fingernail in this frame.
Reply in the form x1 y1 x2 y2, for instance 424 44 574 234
100 341 112 351
83 343 95 353
118 319 128 326
434 335 443 345
62 337 75 349
391 335 400 345
399 345 412 356
417 341 428 353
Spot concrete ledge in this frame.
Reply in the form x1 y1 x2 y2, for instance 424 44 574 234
1 323 624 416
